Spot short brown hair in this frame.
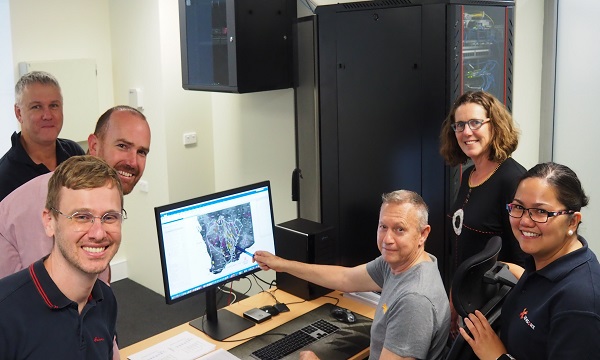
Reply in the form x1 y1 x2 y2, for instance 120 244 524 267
439 91 520 166
46 155 124 214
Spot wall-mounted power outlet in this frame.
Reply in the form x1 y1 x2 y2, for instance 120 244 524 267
183 132 197 145
138 180 149 193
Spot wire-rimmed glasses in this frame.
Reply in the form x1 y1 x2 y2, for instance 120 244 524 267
51 207 127 232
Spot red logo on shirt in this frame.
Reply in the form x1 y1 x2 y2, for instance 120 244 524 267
520 308 528 319
519 308 536 330
93 337 105 343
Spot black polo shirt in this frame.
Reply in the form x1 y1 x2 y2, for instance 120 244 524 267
0 257 117 359
0 131 85 201
500 236 600 359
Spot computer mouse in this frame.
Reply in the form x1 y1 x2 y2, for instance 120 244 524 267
260 305 280 316
273 302 290 313
330 306 356 323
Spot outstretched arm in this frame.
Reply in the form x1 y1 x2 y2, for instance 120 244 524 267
253 251 379 293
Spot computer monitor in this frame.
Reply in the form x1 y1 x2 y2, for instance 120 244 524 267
154 181 277 340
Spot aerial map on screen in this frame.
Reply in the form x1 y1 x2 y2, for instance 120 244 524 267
196 203 255 274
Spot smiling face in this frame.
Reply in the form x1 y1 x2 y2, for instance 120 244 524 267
510 177 581 269
453 102 492 163
376 202 430 273
14 83 63 146
43 184 122 276
88 111 151 195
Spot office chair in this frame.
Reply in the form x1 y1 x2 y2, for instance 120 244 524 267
445 236 518 360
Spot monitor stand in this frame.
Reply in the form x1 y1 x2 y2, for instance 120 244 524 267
189 288 255 341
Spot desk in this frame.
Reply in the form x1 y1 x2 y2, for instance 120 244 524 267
120 289 375 359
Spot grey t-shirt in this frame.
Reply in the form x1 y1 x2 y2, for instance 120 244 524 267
366 254 450 360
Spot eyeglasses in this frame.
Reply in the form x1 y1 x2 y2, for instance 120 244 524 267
451 118 490 132
506 204 574 224
51 207 127 232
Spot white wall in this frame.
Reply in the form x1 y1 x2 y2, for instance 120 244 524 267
554 0 600 252
512 0 545 170
108 0 172 293
0 0 16 155
0 0 18 154
211 90 296 224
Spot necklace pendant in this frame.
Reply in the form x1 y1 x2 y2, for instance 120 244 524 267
452 209 464 235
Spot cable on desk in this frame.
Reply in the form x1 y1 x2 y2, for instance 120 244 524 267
320 295 340 307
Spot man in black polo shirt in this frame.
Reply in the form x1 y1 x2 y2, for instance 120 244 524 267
0 71 84 201
0 155 123 359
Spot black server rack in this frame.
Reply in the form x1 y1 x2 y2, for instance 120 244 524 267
294 0 514 286
179 0 295 93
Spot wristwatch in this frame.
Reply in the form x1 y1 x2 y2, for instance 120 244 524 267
497 355 516 360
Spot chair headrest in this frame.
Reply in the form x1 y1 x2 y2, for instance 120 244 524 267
452 236 502 318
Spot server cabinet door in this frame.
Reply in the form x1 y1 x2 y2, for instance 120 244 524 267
323 5 423 266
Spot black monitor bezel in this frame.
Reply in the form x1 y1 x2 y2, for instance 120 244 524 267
154 180 275 305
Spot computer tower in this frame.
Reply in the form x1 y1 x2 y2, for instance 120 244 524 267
179 0 295 93
274 218 336 300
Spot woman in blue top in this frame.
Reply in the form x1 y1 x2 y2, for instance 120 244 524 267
460 162 600 360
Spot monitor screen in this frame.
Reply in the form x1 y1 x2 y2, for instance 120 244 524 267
154 181 276 340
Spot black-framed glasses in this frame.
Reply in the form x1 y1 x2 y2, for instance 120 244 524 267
506 203 574 223
51 207 127 232
451 118 490 132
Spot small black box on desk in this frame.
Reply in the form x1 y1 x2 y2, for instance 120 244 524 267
274 218 336 300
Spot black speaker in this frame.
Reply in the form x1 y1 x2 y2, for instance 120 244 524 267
274 218 336 300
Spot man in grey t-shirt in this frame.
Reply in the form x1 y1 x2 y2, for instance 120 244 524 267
254 190 450 360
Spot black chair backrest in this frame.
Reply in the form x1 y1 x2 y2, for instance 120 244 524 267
445 236 518 360
451 236 502 318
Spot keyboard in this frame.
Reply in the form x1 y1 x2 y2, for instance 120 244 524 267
251 319 340 360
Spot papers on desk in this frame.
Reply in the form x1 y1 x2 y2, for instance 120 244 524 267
198 348 242 359
344 291 381 308
127 331 218 360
